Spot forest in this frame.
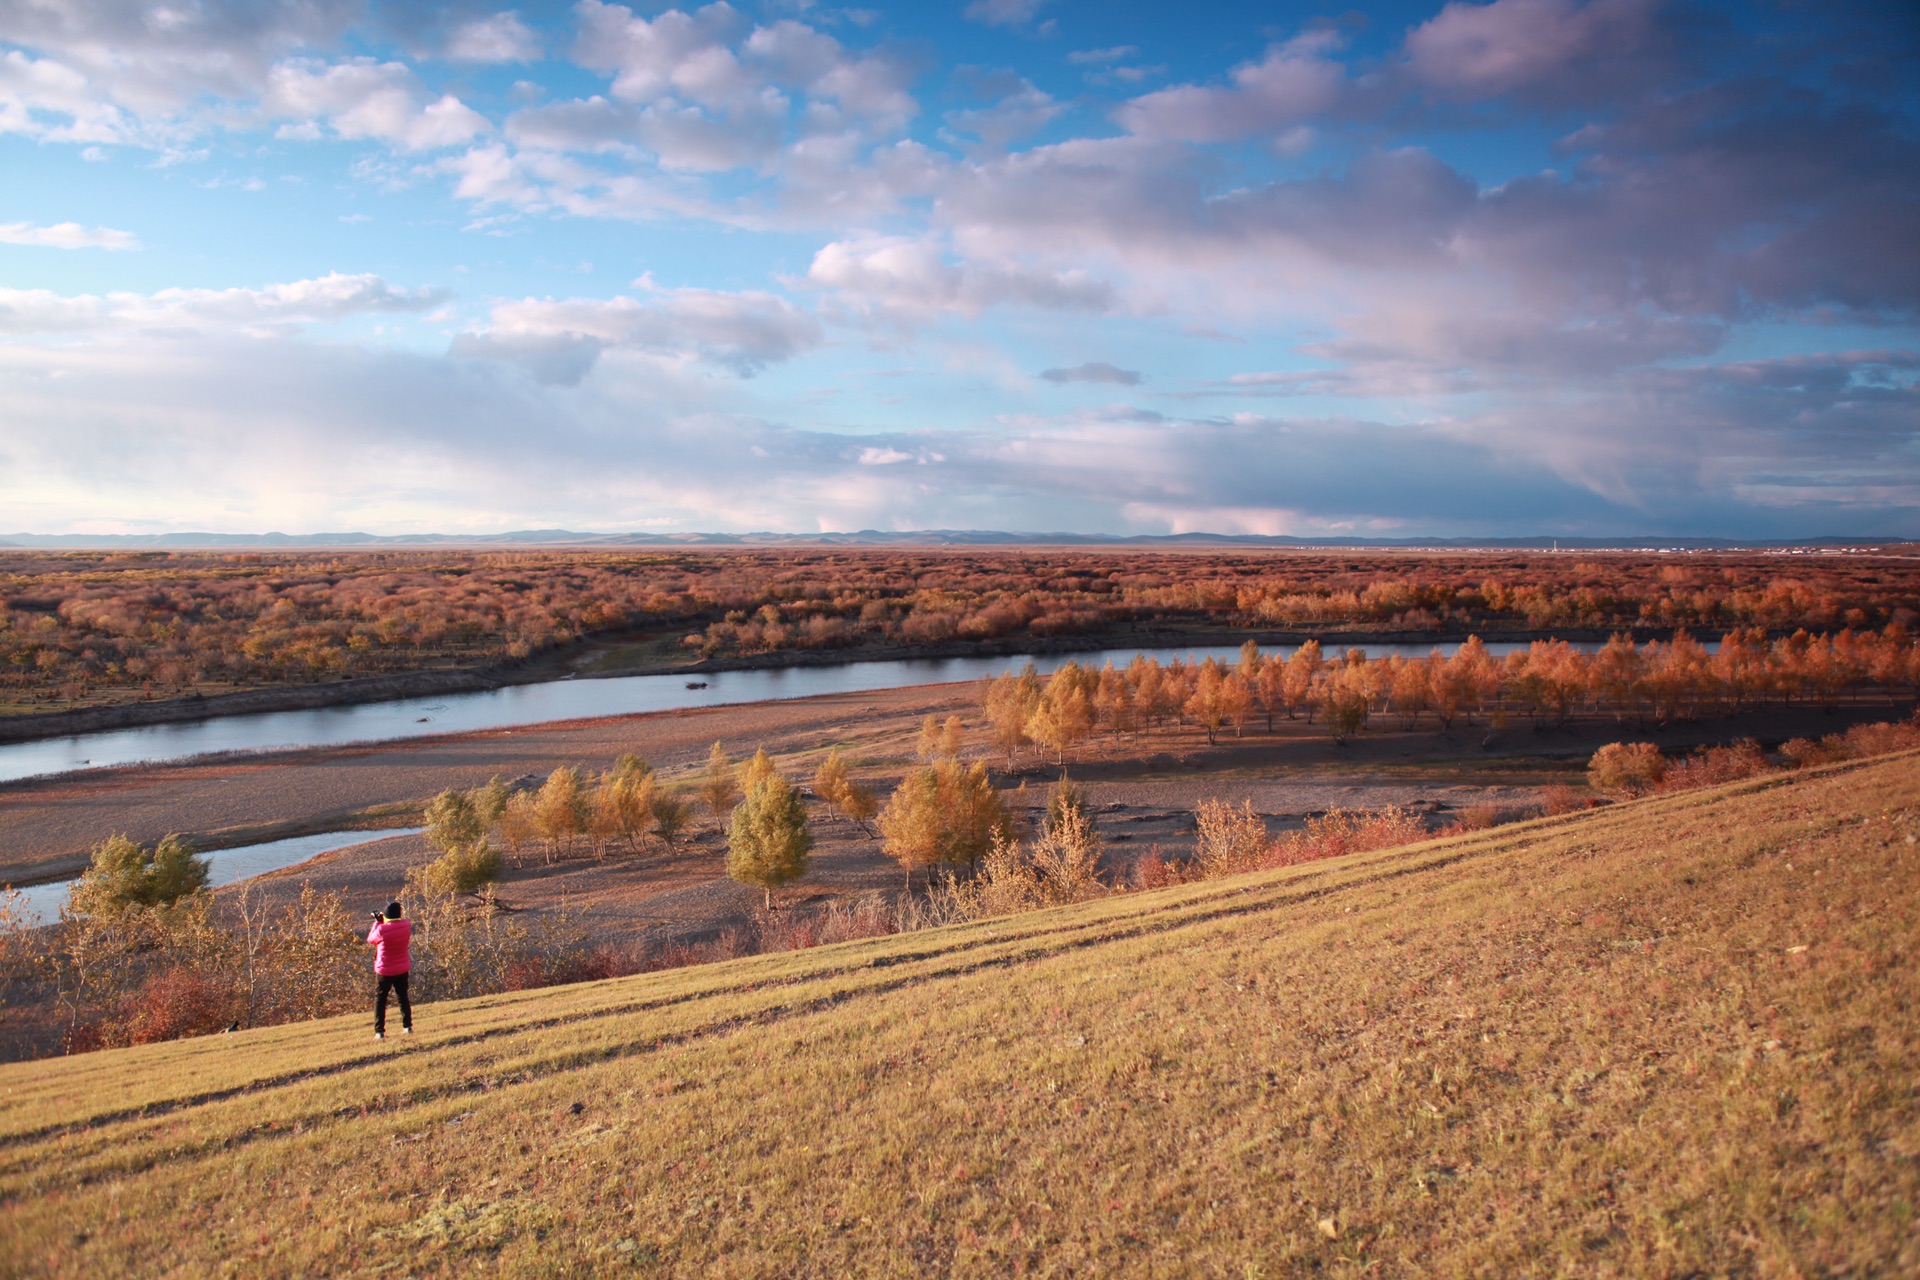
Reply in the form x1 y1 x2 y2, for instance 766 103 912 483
2 547 1916 713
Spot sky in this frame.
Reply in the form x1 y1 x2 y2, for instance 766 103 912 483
0 0 1915 539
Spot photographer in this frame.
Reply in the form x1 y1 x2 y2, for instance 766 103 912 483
366 901 413 1040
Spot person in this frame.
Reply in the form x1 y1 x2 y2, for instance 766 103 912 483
367 900 412 1040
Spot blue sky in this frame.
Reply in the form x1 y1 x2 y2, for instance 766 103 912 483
1 0 1915 537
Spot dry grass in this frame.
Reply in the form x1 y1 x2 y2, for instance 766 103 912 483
1 753 1916 1277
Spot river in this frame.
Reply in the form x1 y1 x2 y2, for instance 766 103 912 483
8 828 425 924
0 638 1582 786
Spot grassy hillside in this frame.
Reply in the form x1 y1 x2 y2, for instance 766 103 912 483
2 755 1916 1278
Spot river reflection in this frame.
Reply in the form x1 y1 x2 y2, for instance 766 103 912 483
0 639 1586 785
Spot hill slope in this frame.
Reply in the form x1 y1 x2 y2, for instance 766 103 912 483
2 756 1916 1278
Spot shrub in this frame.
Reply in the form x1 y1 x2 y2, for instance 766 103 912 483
1193 799 1270 877
1540 783 1593 816
1444 801 1508 833
1588 742 1667 797
1267 806 1428 868
1656 740 1773 792
1028 806 1106 906
1830 717 1920 759
120 967 236 1045
815 896 898 944
1042 776 1090 841
68 833 210 914
422 840 503 897
1131 846 1188 890
502 947 628 991
755 909 822 955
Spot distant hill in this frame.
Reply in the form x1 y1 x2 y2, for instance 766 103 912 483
2 529 1913 551
2 753 1913 1276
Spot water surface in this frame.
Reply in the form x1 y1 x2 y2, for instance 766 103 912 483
0 639 1581 785
7 827 424 924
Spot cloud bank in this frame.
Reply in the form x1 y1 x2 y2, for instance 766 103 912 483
0 0 1913 537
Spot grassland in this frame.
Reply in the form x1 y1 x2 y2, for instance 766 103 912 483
2 753 1915 1277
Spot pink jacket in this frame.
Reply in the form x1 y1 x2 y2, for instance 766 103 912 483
368 918 412 975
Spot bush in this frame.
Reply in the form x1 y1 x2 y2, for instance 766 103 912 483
1267 806 1428 868
501 947 628 991
1588 742 1667 797
1042 776 1090 840
1539 783 1594 816
1444 801 1508 833
1194 799 1270 877
422 840 503 897
1657 740 1773 792
120 967 237 1045
755 909 822 955
815 896 898 944
68 833 210 914
1131 846 1188 890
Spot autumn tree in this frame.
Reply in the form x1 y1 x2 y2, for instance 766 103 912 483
1447 635 1499 725
68 834 210 915
813 750 877 833
699 742 741 821
740 748 779 794
532 767 588 861
1184 659 1232 745
983 667 1041 765
917 714 965 762
1027 663 1095 763
726 773 813 909
876 768 944 889
422 787 502 894
590 761 661 855
877 760 1012 889
1388 655 1434 728
1283 640 1324 722
424 788 486 857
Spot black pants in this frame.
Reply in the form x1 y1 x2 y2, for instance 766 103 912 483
375 972 412 1034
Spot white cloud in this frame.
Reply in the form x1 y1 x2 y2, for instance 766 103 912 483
454 286 823 379
0 273 447 336
0 0 362 146
944 83 1061 154
1116 31 1345 142
1068 46 1138 66
573 1 759 110
964 0 1051 29
1040 362 1140 385
0 316 1911 537
265 59 491 150
1403 0 1663 103
0 289 110 333
806 235 1114 321
445 12 542 63
0 221 140 250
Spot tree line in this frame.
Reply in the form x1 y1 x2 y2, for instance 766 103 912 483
980 627 1920 761
6 548 1915 712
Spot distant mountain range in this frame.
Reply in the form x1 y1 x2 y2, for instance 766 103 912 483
2 530 1913 551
